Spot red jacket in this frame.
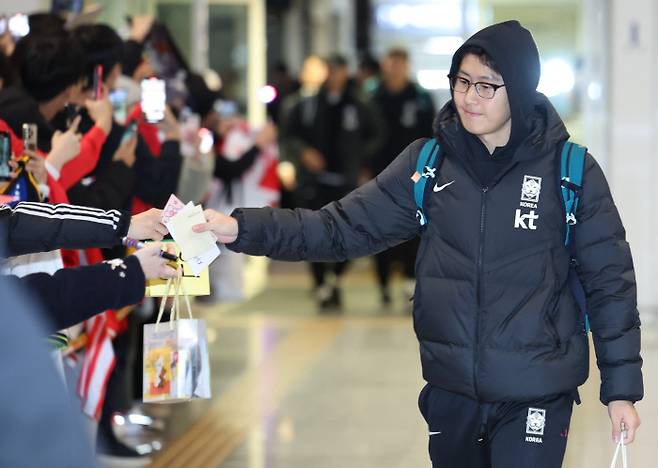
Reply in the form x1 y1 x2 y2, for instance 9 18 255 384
58 126 107 190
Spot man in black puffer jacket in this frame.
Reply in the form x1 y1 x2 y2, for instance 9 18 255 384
192 21 642 468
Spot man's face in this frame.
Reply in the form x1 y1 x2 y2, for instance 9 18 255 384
453 53 511 145
382 55 408 83
326 65 349 91
300 56 328 90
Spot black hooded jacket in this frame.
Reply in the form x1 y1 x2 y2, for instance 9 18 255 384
223 22 642 405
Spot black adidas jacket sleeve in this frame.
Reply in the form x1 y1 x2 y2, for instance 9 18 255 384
0 202 130 257
7 255 145 331
574 155 643 405
226 139 425 260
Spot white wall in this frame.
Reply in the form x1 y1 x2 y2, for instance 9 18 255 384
0 0 46 15
607 0 658 314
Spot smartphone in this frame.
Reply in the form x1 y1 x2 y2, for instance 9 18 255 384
121 121 138 145
214 100 238 119
8 14 29 39
140 78 166 123
22 124 37 153
109 88 128 124
92 64 104 100
0 132 11 181
198 128 214 154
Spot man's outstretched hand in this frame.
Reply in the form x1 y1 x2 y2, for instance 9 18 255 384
192 209 239 244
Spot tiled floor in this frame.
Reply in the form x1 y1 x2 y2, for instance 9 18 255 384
144 259 657 468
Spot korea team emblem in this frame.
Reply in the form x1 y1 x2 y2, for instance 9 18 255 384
521 175 542 203
526 408 546 436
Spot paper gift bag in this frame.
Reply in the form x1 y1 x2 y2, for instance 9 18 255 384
143 276 211 403
144 241 210 297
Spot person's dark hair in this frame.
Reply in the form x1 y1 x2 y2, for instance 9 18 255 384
27 13 66 36
458 45 501 75
71 23 124 87
386 47 409 62
273 61 289 75
185 72 222 119
358 53 380 74
0 52 16 89
326 54 348 69
11 32 85 102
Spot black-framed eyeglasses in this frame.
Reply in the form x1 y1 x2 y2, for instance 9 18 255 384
448 74 506 99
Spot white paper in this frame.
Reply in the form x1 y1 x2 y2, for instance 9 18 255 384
165 202 220 275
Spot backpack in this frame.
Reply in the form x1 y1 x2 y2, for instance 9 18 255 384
413 138 590 333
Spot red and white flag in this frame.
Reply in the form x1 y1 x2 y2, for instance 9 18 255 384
77 311 116 420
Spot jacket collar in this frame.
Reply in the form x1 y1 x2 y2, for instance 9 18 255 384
433 92 570 163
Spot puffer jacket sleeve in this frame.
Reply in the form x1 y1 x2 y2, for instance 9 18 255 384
0 202 129 257
226 139 426 261
574 154 643 405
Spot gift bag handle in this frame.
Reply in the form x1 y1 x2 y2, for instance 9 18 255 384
154 274 194 332
155 277 174 332
609 426 628 468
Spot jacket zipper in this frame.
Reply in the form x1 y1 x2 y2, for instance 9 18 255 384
473 185 488 398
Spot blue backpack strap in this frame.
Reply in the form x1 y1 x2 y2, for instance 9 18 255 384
560 141 589 333
414 138 441 226
560 142 587 246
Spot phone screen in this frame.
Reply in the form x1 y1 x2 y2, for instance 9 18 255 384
120 122 138 145
214 100 238 119
8 14 29 39
0 132 11 181
198 128 214 154
22 124 37 153
140 78 166 123
109 88 128 124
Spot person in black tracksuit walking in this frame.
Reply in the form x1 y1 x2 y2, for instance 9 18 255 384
193 21 642 467
369 48 436 306
284 55 384 310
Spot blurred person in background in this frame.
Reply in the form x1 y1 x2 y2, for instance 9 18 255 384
369 47 435 307
277 55 330 210
284 55 384 310
266 61 299 126
356 52 381 96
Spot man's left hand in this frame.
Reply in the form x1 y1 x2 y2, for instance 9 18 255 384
608 400 640 444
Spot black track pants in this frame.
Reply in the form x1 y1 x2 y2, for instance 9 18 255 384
418 385 576 468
